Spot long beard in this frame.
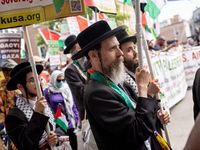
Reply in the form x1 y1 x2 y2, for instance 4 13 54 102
76 57 85 71
124 55 139 74
103 56 126 84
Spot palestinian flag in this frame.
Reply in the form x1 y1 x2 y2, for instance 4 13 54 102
144 0 167 20
54 105 68 132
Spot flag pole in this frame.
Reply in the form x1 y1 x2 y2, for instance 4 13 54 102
141 31 171 146
132 0 171 146
135 0 143 69
23 25 55 150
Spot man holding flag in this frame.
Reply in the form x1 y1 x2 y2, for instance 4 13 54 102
116 30 170 135
72 20 168 150
5 62 60 150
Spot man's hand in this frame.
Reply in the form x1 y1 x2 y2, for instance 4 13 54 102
47 131 58 146
147 79 160 97
157 110 170 124
34 96 47 113
135 65 150 98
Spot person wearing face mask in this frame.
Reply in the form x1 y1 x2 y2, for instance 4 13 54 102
44 70 79 150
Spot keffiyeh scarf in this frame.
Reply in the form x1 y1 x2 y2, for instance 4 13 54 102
16 95 56 148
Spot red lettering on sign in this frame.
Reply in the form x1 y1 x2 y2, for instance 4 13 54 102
182 53 187 62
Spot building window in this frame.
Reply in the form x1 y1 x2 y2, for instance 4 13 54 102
174 28 179 36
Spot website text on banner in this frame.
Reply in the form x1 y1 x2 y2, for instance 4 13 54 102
145 52 187 109
0 0 85 29
182 46 200 87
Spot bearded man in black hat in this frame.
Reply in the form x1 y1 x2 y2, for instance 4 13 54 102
116 31 170 136
72 20 167 150
5 62 60 150
64 35 86 123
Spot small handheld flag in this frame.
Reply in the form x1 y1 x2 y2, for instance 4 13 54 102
54 104 68 132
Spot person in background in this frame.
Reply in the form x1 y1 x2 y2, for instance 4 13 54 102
5 62 60 150
44 70 79 150
0 59 18 150
195 27 200 46
147 39 156 55
33 56 44 64
154 36 175 52
187 38 195 48
46 64 52 75
170 38 183 52
64 35 86 126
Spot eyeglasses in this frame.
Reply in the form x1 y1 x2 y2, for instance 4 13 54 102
57 79 65 83
27 78 35 84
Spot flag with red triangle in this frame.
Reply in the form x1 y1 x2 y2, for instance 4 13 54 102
54 105 68 132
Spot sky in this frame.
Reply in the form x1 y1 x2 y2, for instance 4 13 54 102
159 0 200 22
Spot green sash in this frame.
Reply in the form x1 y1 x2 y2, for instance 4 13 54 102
72 60 87 78
90 72 136 110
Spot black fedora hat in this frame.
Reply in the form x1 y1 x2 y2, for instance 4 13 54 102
116 30 137 45
72 20 126 60
64 35 77 54
6 62 43 91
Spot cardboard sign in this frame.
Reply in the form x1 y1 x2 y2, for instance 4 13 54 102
84 0 116 14
0 0 85 29
48 40 60 65
0 33 22 64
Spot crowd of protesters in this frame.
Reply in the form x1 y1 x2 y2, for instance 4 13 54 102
0 21 200 150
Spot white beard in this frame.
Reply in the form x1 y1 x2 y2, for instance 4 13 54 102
103 56 126 84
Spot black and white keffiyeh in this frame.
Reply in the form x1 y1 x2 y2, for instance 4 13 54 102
125 72 138 96
16 95 56 148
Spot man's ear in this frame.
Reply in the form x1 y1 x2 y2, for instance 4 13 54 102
17 84 23 91
88 50 99 61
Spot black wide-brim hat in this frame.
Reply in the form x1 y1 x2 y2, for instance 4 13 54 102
64 35 77 54
72 20 126 60
7 62 43 91
116 30 137 45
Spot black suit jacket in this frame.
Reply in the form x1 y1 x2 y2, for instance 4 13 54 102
85 79 159 150
5 107 49 150
193 68 200 120
65 64 86 120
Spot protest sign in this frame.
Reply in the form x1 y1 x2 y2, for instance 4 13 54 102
0 0 85 29
84 0 117 14
182 47 200 86
145 52 187 109
0 33 22 64
48 40 60 65
67 17 81 35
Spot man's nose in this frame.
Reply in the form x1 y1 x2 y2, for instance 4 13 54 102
117 47 124 57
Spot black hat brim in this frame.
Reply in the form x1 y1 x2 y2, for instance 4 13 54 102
72 26 126 60
6 65 43 91
119 36 137 45
64 40 77 54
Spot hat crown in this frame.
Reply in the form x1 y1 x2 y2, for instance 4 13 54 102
10 62 30 78
65 35 77 47
116 31 129 42
77 21 111 49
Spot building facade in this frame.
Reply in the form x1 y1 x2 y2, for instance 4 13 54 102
160 15 191 43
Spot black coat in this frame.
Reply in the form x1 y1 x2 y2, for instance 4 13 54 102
65 64 86 120
5 106 65 150
5 107 49 150
85 79 159 150
193 68 200 120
